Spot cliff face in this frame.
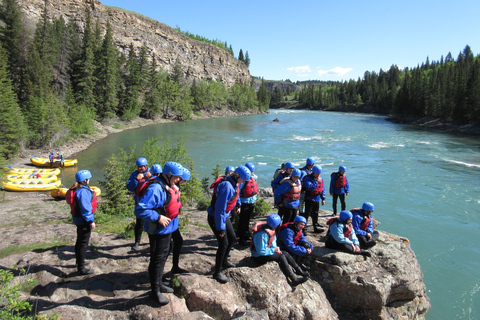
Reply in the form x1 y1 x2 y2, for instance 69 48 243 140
19 0 250 88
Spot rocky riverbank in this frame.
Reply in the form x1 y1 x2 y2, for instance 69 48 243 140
0 186 430 320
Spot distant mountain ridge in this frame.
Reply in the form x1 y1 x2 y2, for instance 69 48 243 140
19 0 250 88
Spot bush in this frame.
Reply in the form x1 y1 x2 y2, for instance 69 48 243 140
253 198 272 217
196 194 210 211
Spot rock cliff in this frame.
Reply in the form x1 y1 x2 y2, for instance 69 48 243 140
18 0 250 88
0 188 430 319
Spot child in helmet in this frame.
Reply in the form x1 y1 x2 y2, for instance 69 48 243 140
302 165 326 233
208 165 251 283
250 214 309 286
274 168 302 224
325 210 371 257
237 162 259 246
351 202 379 249
277 215 313 268
329 166 349 216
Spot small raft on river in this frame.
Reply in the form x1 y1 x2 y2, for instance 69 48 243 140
5 166 61 176
29 155 78 168
2 179 62 192
6 174 59 183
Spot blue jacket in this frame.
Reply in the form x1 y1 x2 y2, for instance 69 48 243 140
239 173 258 204
207 176 240 232
329 220 359 246
274 180 301 208
329 172 349 195
271 172 289 191
126 166 151 202
278 225 312 257
352 210 374 236
251 230 277 257
302 175 326 202
73 185 95 226
134 176 178 235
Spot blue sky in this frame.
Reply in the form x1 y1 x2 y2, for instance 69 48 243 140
100 0 480 83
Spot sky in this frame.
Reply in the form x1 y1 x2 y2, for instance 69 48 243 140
99 0 480 83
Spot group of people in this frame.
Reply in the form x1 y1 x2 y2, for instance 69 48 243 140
48 151 64 167
69 156 378 307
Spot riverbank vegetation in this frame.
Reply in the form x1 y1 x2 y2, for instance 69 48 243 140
0 1 267 163
279 45 480 125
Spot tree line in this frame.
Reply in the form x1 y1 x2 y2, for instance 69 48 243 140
0 0 267 161
285 45 480 124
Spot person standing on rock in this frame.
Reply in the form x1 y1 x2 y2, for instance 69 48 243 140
274 168 302 224
329 166 349 216
237 162 259 246
277 215 313 269
250 214 309 286
70 170 97 275
208 165 251 283
302 165 326 234
271 161 295 192
127 157 151 251
351 202 379 249
325 210 371 257
298 157 316 216
134 161 184 306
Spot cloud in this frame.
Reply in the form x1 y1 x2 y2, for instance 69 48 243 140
317 67 353 77
287 65 311 74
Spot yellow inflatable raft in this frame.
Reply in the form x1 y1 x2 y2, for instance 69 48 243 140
29 155 78 168
5 166 61 176
50 186 102 198
2 179 62 192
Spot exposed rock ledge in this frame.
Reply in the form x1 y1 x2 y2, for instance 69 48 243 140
0 188 430 320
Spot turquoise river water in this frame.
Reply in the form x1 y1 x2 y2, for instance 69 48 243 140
64 109 479 319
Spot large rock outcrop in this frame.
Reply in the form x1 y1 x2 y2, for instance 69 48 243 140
0 189 430 319
18 0 250 88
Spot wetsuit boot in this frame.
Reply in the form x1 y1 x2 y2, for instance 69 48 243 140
279 255 308 286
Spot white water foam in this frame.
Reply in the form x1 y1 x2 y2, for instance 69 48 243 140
443 159 480 168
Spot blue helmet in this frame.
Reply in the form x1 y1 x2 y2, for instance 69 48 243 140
245 162 255 173
136 157 148 166
267 214 282 228
150 164 162 175
294 215 307 224
306 157 315 165
362 202 375 212
163 161 183 176
75 170 92 182
225 166 235 175
339 210 353 222
51 152 54 155
292 169 301 177
312 165 322 174
182 167 191 181
284 162 295 169
235 165 251 181
339 166 347 172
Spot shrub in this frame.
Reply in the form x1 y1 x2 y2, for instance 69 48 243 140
253 198 272 217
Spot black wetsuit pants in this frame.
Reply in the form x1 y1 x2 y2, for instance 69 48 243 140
332 193 346 215
357 231 379 249
208 214 236 274
238 203 254 242
75 223 92 271
170 229 184 269
303 200 320 227
148 232 172 291
278 206 298 224
134 218 145 244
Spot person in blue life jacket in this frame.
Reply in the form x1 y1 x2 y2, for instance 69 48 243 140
56 152 65 166
302 165 326 234
277 215 313 270
237 162 259 246
351 202 379 249
208 165 251 283
298 157 316 216
325 210 371 257
127 157 152 251
71 170 96 275
48 152 55 167
250 214 309 286
134 161 184 306
271 161 295 192
274 168 302 224
329 166 349 216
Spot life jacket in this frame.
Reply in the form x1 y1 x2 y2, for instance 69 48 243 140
351 208 372 231
326 217 353 239
303 174 323 196
281 179 301 202
49 155 54 162
250 222 276 252
210 176 239 213
241 176 258 198
148 178 181 220
332 172 347 188
66 187 98 217
278 222 302 245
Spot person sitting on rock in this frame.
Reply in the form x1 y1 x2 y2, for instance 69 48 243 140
274 168 302 224
251 214 309 286
351 202 379 249
277 215 313 270
325 210 371 257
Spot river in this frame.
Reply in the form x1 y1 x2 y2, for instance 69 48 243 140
71 109 479 319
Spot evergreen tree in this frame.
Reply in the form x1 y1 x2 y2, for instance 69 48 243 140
142 53 161 118
0 44 25 158
244 51 250 68
238 49 244 62
257 79 269 111
120 43 141 120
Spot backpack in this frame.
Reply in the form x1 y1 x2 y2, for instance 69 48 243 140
66 187 97 217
